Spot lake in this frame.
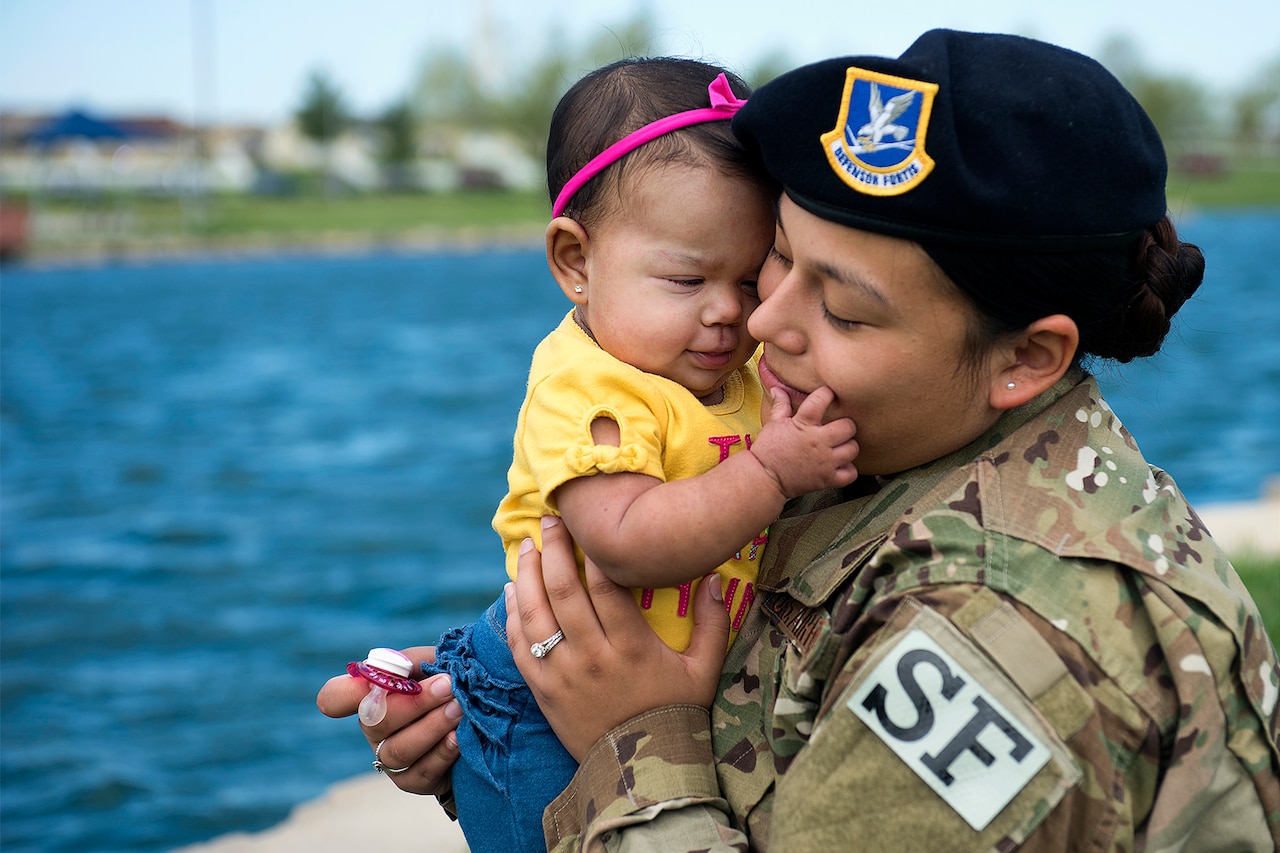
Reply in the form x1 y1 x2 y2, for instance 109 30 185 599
1 209 1277 851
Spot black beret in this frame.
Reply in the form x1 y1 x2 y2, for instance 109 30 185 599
733 29 1168 251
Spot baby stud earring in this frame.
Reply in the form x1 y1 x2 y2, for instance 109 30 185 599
1006 382 1016 390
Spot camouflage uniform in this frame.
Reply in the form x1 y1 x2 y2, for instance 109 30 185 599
543 372 1280 851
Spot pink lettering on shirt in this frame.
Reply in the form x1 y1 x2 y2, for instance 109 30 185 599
707 434 742 462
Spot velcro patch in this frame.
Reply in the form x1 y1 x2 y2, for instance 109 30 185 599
847 626 1051 830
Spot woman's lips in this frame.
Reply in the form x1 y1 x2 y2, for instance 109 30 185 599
758 353 810 412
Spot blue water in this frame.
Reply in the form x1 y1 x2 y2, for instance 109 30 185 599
1 211 1277 852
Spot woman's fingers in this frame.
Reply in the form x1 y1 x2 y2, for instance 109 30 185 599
316 670 371 719
509 516 607 662
316 645 462 796
371 687 464 795
315 646 440 723
685 574 731 704
507 533 559 661
506 517 731 760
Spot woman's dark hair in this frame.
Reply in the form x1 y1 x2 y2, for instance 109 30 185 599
546 57 771 225
923 215 1205 367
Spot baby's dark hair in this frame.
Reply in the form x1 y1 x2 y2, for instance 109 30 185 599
547 57 769 225
925 215 1205 367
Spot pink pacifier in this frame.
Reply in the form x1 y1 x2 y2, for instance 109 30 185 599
347 647 423 726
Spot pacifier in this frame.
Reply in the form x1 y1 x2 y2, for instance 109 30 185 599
346 647 423 726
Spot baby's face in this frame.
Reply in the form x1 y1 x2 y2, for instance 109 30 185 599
575 162 773 402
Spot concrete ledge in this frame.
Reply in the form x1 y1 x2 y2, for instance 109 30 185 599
176 774 469 852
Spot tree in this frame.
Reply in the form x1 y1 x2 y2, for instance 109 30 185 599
1127 74 1210 154
377 99 419 190
1233 54 1280 155
1095 35 1209 155
295 70 351 193
747 49 795 88
412 46 486 126
409 11 662 166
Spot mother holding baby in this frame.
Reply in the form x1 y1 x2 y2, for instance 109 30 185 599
321 29 1280 851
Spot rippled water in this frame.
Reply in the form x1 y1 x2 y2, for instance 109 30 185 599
1 210 1276 851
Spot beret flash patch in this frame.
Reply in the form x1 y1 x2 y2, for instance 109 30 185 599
820 67 938 197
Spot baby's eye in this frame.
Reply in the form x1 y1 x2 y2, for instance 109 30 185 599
669 278 704 288
766 246 792 268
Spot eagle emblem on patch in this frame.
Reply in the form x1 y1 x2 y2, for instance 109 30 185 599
820 67 938 196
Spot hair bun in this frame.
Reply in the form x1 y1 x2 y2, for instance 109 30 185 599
1094 217 1205 362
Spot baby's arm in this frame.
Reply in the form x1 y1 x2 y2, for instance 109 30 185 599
554 387 857 590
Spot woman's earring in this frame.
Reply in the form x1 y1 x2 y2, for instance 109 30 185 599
1006 381 1016 390
574 286 583 293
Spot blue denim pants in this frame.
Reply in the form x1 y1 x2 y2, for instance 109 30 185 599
423 593 578 853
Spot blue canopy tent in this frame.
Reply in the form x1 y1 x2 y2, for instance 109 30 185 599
25 109 131 146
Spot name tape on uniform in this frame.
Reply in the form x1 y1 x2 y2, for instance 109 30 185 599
848 627 1050 830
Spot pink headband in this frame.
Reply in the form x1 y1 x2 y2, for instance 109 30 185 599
551 72 748 218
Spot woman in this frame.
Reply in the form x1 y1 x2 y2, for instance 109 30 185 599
320 30 1280 851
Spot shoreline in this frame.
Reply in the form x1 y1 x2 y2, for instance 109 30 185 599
179 495 1278 853
1 223 547 271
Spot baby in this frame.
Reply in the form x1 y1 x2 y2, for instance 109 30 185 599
424 57 857 852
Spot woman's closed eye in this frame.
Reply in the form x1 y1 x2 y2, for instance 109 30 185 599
767 246 792 268
822 303 863 330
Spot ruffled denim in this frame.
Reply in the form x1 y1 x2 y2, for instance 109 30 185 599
423 594 577 853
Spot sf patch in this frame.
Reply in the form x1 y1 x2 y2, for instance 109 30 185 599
848 625 1052 830
819 66 937 196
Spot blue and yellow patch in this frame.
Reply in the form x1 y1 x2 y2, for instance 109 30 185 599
820 66 938 196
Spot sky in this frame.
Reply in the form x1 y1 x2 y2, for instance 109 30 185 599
1 0 1277 126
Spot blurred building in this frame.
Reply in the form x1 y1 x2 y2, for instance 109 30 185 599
1 108 541 197
0 109 261 195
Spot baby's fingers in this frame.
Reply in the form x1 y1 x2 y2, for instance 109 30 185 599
792 386 835 425
764 385 794 425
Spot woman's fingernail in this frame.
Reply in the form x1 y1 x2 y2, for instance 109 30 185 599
707 573 723 601
503 582 514 602
541 515 561 529
519 537 535 554
445 699 463 720
445 732 459 751
429 674 453 698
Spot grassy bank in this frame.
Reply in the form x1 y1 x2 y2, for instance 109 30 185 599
9 156 1278 261
16 190 552 260
1167 156 1280 210
1237 555 1280 644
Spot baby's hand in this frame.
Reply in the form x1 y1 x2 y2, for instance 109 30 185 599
752 387 858 497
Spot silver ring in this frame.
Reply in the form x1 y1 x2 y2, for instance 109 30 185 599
372 738 410 775
530 629 565 659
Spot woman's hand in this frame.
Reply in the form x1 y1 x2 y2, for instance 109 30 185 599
316 647 462 795
506 516 730 761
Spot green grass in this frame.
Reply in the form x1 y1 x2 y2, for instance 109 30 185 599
1236 554 1280 645
1167 157 1280 211
189 190 551 236
13 155 1278 259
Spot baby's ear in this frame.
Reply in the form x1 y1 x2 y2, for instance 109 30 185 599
546 217 590 304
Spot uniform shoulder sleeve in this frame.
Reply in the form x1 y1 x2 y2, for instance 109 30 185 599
543 705 746 852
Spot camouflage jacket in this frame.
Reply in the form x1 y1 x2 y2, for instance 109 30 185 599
543 373 1280 852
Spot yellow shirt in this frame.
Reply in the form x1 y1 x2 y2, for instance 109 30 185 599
493 311 765 651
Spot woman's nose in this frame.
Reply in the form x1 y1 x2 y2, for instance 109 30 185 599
748 274 804 353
